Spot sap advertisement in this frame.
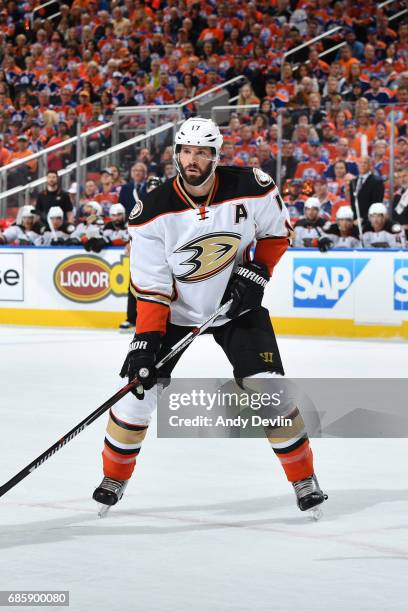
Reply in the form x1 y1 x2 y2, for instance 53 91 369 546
266 248 408 330
292 258 370 309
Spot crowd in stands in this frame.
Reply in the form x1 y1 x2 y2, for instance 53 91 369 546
0 0 407 250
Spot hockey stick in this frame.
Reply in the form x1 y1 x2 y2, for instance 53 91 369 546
0 299 233 499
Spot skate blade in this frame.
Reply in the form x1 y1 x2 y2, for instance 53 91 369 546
307 506 323 521
119 328 135 334
97 503 112 518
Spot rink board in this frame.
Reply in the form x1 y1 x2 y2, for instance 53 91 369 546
0 246 407 338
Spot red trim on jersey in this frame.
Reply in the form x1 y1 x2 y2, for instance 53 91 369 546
136 300 169 335
254 237 289 274
173 177 190 206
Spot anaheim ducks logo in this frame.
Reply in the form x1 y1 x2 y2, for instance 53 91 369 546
129 190 143 220
174 232 241 283
253 168 273 187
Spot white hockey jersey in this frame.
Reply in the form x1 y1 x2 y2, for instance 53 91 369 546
0 225 40 245
323 223 361 248
293 218 326 247
128 166 291 334
103 221 129 245
362 228 406 248
70 220 104 242
34 228 71 246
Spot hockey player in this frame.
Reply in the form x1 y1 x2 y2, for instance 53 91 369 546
103 203 129 247
363 203 406 248
118 179 162 331
68 201 106 252
0 205 41 245
293 197 326 248
319 206 361 250
93 117 327 515
34 206 73 246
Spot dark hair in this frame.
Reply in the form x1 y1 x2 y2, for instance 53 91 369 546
334 159 347 172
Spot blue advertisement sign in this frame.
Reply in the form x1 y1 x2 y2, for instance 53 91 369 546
293 258 369 308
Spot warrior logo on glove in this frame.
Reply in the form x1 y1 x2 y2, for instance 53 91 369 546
223 261 270 318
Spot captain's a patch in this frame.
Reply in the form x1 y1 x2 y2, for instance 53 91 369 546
253 168 273 187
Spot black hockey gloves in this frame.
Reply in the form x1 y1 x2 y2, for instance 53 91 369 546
223 261 270 319
120 332 161 399
318 236 334 253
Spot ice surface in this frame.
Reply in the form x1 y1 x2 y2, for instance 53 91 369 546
0 327 407 612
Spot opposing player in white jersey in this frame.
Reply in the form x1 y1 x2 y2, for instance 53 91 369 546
0 205 41 245
320 206 361 250
363 203 406 248
293 197 326 248
93 118 327 515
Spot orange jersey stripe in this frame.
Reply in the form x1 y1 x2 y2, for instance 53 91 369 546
254 236 289 274
136 300 169 335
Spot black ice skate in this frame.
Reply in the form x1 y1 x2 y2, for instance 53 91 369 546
93 477 128 517
292 474 327 520
119 320 135 333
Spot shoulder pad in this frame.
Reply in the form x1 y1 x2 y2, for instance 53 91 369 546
128 179 186 227
294 218 308 227
214 166 277 202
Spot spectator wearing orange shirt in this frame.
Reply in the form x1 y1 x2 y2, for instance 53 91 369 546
386 85 408 126
396 23 408 54
55 88 77 122
344 120 362 158
221 116 242 145
219 141 244 167
198 15 224 45
0 134 11 167
308 48 329 82
278 63 297 98
338 45 360 80
295 142 327 181
360 44 383 78
46 121 72 172
156 73 175 104
355 110 372 142
86 62 104 91
292 124 320 161
7 135 37 188
76 91 94 123
234 125 258 165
